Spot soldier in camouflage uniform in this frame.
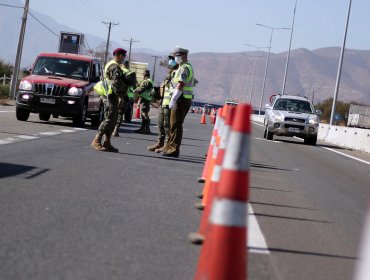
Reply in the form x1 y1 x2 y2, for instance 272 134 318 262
113 61 137 137
133 70 153 134
91 48 127 152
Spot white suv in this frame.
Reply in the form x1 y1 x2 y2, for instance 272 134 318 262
263 95 321 145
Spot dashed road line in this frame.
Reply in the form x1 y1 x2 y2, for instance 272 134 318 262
0 128 87 145
248 203 270 254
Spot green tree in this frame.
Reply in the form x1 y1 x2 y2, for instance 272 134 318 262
315 98 354 125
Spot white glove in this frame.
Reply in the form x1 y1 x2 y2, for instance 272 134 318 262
169 89 182 109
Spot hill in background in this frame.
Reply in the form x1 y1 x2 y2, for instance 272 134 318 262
1 0 369 107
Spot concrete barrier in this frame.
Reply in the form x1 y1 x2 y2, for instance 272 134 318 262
318 124 370 153
251 114 370 153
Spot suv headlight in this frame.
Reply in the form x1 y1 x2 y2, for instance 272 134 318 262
68 87 83 96
273 114 283 122
19 80 32 91
308 117 319 125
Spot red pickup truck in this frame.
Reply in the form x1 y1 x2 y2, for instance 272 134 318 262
16 52 104 127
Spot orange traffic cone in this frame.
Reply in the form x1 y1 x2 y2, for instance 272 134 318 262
135 103 141 119
196 106 228 211
354 199 370 280
200 110 207 124
197 108 223 184
190 106 236 245
194 103 251 280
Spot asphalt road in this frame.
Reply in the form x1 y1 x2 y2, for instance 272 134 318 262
0 105 369 280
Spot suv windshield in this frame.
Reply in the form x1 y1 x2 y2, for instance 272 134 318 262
32 57 89 81
273 99 313 114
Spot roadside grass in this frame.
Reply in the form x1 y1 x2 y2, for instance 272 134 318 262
0 85 14 105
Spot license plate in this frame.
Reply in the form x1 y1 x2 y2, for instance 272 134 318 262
288 127 300 133
40 97 55 104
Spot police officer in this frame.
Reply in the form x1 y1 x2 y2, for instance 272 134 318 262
147 54 178 152
91 48 127 152
162 46 194 158
133 70 153 134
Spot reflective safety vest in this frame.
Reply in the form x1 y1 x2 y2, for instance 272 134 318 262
127 87 135 98
120 66 135 98
94 60 120 96
162 74 176 107
173 62 194 99
139 78 154 102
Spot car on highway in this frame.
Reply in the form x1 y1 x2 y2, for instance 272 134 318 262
15 52 104 127
263 95 321 145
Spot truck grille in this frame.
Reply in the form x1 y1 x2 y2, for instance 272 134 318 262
34 83 66 96
285 117 306 123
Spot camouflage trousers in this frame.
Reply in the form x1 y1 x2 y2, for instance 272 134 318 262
157 106 171 143
115 96 128 128
98 94 119 138
139 100 151 129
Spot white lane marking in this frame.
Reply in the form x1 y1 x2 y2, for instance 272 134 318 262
322 147 370 166
254 137 281 143
0 110 14 113
17 135 40 140
0 128 86 145
39 131 62 136
252 121 264 127
248 203 270 254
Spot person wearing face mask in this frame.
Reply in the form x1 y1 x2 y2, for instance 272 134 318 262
161 46 194 158
147 53 179 152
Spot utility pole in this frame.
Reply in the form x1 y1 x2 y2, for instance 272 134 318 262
102 21 119 66
151 55 161 84
123 38 139 67
330 0 352 125
9 0 29 99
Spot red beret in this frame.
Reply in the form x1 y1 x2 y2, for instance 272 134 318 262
113 48 127 56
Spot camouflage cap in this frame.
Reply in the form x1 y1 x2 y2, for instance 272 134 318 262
173 46 189 55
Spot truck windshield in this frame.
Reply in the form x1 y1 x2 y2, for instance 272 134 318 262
32 57 89 81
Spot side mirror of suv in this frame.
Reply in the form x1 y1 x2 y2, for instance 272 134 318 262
23 68 31 75
315 109 322 116
265 104 272 110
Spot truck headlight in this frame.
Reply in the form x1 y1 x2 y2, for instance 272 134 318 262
308 117 319 125
19 80 32 91
68 87 83 96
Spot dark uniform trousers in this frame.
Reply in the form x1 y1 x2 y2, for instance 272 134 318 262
98 94 119 138
165 97 192 154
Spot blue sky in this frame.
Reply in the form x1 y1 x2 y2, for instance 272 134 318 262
19 0 370 54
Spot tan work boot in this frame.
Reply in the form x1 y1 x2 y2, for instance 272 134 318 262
155 146 165 153
103 137 119 153
147 141 164 152
91 133 106 151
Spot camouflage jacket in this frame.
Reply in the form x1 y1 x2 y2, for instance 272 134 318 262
106 63 127 98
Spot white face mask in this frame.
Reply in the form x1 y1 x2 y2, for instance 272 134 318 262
175 56 183 64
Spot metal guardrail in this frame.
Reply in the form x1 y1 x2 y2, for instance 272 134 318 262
0 75 11 85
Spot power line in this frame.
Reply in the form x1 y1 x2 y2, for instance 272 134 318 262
0 3 23 8
28 11 58 37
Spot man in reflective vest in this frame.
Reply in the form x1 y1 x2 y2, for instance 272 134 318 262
112 61 136 136
133 70 154 134
147 53 178 152
91 48 127 152
162 46 194 158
